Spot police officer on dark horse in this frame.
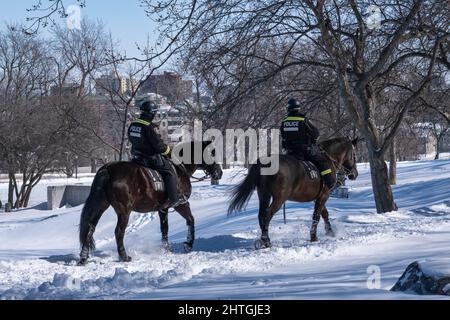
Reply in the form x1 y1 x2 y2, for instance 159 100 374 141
78 99 222 266
128 99 186 209
282 98 339 192
228 98 359 249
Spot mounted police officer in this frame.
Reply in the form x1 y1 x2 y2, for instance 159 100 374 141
128 98 185 209
280 97 338 192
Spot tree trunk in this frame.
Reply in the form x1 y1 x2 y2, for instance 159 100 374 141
434 134 441 160
91 158 97 174
7 173 14 206
388 140 397 185
368 148 398 213
14 173 28 209
23 186 33 208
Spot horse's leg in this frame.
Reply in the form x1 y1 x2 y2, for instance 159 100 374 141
174 202 195 253
321 206 335 237
79 200 109 266
158 209 170 251
256 188 271 249
114 206 132 262
257 193 284 249
310 194 328 242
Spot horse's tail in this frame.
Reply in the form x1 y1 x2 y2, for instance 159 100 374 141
228 163 261 215
79 165 110 252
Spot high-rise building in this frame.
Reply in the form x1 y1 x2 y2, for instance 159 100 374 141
139 72 193 103
96 72 136 96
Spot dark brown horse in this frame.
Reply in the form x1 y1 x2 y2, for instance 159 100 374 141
228 137 358 249
78 141 222 265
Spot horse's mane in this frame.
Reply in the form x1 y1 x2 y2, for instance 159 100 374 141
318 137 348 151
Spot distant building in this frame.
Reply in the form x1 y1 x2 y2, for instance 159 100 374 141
412 123 450 159
158 106 192 144
136 93 169 106
139 72 193 103
50 83 80 96
95 72 136 96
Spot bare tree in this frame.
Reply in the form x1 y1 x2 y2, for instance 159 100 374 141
91 35 155 161
0 22 111 208
23 0 86 35
0 26 73 208
52 19 108 97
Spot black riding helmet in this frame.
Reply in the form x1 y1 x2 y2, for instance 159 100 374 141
287 97 301 112
139 100 159 117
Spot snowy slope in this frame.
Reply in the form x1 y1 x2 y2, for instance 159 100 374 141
0 160 449 300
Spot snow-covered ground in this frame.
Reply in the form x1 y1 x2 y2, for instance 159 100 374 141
0 159 449 300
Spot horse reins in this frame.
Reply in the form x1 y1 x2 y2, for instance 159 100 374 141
320 145 355 177
176 161 211 183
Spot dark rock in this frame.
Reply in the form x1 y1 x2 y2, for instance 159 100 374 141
391 261 450 296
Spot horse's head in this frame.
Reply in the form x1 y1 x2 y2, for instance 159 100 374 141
199 140 223 181
173 140 223 181
343 138 359 180
320 137 359 180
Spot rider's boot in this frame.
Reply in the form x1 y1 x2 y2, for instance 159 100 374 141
163 173 186 209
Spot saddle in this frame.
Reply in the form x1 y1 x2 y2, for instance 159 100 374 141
131 157 167 192
285 154 321 180
145 168 165 192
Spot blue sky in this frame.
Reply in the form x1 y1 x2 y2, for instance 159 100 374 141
0 0 158 58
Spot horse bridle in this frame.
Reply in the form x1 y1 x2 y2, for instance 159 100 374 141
322 144 356 177
340 145 357 176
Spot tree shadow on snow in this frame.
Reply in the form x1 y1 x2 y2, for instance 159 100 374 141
411 205 450 217
40 253 79 264
40 251 110 264
13 202 49 213
171 235 254 253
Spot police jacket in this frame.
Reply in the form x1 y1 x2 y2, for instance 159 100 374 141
281 111 320 151
128 115 171 159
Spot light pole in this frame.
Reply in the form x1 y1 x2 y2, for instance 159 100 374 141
74 155 79 179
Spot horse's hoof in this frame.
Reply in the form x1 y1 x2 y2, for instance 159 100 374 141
255 239 271 250
119 255 132 262
326 230 335 237
183 242 193 253
310 236 318 242
162 242 172 252
77 258 88 266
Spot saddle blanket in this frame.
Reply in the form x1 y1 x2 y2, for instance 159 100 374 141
302 161 320 180
146 168 165 191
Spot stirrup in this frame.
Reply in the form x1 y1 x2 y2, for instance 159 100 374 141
164 195 187 209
